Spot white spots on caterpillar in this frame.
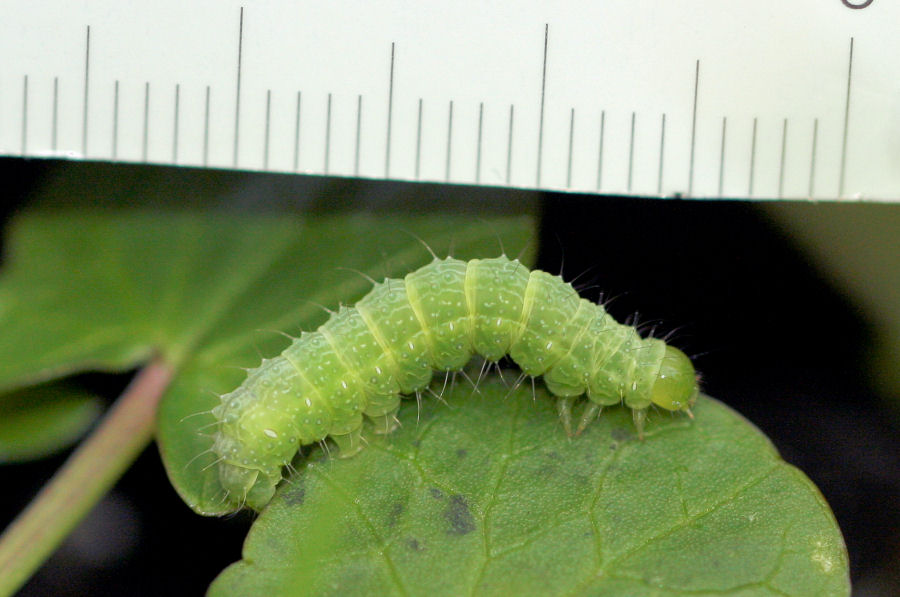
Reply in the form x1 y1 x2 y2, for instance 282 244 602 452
545 341 553 351
305 398 312 407
263 428 278 439
340 380 348 390
375 366 384 375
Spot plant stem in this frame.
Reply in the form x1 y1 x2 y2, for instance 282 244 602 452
0 359 174 597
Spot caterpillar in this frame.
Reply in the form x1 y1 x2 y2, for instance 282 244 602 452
211 256 699 509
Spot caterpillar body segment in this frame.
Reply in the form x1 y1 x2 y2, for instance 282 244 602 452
211 256 699 509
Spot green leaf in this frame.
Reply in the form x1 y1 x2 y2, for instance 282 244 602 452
0 209 535 505
209 382 849 597
0 383 103 463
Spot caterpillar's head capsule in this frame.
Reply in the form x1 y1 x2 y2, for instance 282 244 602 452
219 462 277 510
649 346 699 412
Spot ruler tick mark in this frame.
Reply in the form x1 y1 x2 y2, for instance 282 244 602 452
839 37 854 198
596 110 605 191
476 102 484 184
718 117 726 196
445 100 453 182
566 108 575 188
324 92 332 174
688 59 699 196
415 98 423 180
82 25 90 157
52 77 58 152
385 42 395 177
233 6 244 168
112 81 119 160
808 118 819 198
536 23 548 186
142 82 150 161
203 86 211 167
627 112 636 193
355 94 362 176
506 104 514 185
658 113 666 195
293 91 301 172
264 90 272 170
21 75 28 155
748 117 758 197
173 84 181 164
778 118 788 198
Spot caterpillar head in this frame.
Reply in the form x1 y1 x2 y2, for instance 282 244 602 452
219 462 279 510
650 346 699 412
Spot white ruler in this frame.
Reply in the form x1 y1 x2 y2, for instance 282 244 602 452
2 1 898 201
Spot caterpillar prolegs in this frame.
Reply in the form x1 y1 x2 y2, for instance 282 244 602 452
211 256 699 509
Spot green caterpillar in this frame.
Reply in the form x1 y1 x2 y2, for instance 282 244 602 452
211 256 699 509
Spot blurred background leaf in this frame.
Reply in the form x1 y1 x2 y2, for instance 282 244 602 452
0 383 103 463
0 208 535 515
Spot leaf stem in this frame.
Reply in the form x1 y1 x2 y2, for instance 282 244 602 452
0 359 174 597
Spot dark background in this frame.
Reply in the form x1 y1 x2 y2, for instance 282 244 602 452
1 158 898 595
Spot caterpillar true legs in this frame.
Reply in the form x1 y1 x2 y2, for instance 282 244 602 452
211 256 699 509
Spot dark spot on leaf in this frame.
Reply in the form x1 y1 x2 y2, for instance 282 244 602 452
406 538 424 552
610 427 631 442
310 451 330 464
429 487 444 500
444 494 475 535
455 448 467 459
545 451 564 462
334 567 370 588
283 478 306 506
536 463 559 478
387 502 404 527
